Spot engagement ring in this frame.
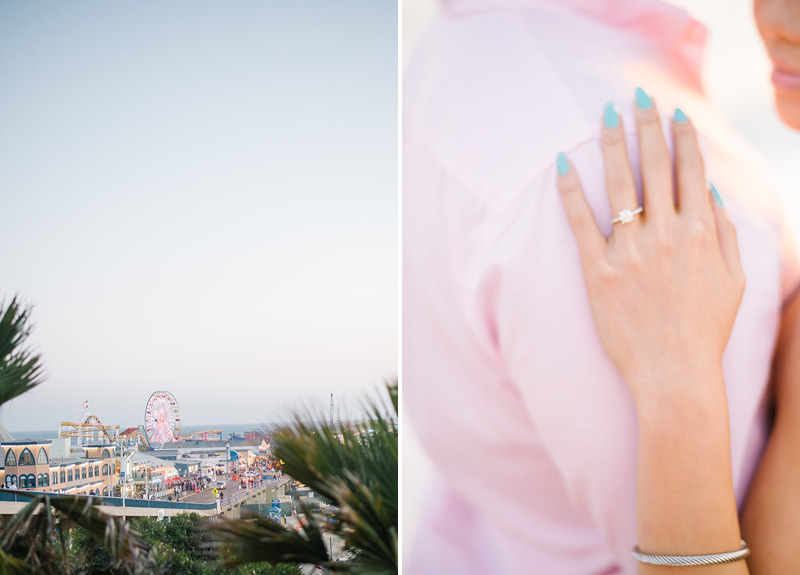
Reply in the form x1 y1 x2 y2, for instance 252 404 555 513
611 206 643 224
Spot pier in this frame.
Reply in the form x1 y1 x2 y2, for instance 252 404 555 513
0 475 291 519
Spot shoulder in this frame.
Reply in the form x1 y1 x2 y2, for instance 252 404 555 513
404 9 596 215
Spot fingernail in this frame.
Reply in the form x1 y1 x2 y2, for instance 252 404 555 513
710 182 723 207
556 152 570 176
603 102 620 129
634 87 653 110
673 108 688 124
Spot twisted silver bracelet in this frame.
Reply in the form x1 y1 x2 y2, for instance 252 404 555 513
632 540 750 566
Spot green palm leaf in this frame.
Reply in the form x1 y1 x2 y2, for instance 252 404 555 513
0 491 154 574
214 502 333 567
0 297 45 407
215 381 398 574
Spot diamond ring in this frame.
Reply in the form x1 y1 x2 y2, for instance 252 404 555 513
611 206 643 224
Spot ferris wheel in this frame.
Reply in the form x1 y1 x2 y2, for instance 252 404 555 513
144 391 181 445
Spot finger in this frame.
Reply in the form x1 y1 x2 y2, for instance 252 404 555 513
710 183 742 276
601 102 640 230
634 87 674 223
672 109 711 220
556 152 606 265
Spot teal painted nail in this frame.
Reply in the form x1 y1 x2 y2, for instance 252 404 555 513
603 102 620 129
673 108 688 123
556 152 570 176
634 87 653 110
710 182 723 207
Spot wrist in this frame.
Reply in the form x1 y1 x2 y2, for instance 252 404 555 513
627 363 728 422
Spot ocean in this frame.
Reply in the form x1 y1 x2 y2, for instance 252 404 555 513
9 423 278 442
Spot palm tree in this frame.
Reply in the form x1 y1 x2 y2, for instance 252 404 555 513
214 381 398 575
0 297 154 574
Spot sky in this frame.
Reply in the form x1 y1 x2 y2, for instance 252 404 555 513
0 0 398 431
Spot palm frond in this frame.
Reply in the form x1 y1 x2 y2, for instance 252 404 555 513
272 380 397 509
215 502 337 568
0 297 45 407
332 474 396 575
0 491 153 574
213 380 398 574
0 547 34 575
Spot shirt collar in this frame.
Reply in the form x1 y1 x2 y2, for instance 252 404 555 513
441 0 707 88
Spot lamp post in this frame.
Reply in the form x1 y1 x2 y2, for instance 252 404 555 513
121 451 127 506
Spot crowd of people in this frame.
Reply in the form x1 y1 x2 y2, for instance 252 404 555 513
235 457 281 490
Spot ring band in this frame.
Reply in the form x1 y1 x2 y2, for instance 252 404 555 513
611 206 643 224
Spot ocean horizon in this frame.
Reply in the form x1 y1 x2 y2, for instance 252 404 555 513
9 422 279 442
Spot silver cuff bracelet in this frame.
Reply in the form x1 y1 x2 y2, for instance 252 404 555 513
632 540 750 567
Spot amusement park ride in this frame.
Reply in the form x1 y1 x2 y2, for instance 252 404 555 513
59 415 120 445
143 391 222 444
144 390 181 446
179 429 223 441
61 391 240 453
118 426 150 450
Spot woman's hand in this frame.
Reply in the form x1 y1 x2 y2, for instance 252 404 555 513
557 95 745 409
557 91 749 573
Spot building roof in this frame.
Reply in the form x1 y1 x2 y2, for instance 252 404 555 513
52 457 92 467
130 452 176 468
149 449 180 459
1 440 49 446
156 438 261 450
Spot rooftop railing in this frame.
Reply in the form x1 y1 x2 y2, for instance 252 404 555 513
0 489 217 511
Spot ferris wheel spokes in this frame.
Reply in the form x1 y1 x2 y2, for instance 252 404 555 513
144 391 181 446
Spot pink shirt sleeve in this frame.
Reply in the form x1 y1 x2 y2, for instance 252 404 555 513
472 138 641 569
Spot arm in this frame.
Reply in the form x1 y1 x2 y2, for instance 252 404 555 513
739 292 800 573
558 93 748 573
635 368 746 575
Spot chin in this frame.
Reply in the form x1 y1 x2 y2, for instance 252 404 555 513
774 94 800 130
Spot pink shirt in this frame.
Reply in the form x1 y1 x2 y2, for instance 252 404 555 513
403 1 800 573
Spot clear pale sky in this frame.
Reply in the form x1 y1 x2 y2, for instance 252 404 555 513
0 1 398 431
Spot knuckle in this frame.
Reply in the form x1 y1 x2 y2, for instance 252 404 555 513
651 228 674 258
727 228 739 248
732 270 746 299
685 218 713 246
636 108 662 128
570 210 592 232
592 263 619 288
557 177 578 196
626 250 644 273
602 128 626 147
728 219 739 240
642 163 671 185
674 133 699 157
642 176 672 202
606 172 633 195
681 156 704 176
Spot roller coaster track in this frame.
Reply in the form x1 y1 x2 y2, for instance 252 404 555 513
59 415 120 443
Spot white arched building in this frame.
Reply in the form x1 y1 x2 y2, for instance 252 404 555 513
1 440 117 496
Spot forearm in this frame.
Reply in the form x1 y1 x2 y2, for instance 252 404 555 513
740 294 800 573
740 415 800 574
634 369 749 575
